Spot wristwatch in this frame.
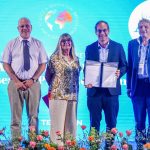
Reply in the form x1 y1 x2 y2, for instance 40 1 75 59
31 78 37 83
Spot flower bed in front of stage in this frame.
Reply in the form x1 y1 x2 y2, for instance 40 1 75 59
0 125 149 150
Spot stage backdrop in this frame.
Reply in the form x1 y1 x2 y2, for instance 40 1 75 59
0 0 150 138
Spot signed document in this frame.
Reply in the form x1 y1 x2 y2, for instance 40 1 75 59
85 60 101 87
85 60 118 88
102 62 118 87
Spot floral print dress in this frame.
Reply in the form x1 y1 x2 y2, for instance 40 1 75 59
46 53 80 101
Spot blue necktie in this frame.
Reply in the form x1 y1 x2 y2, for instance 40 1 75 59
23 40 30 71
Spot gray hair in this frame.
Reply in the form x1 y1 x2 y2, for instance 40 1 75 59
138 18 150 28
18 17 31 25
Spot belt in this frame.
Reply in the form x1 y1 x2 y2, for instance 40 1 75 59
18 78 38 83
18 78 27 82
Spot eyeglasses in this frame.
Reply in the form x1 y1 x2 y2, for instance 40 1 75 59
97 29 108 33
139 25 149 30
61 39 72 44
19 24 31 28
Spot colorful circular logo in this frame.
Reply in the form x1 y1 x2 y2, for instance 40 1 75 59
39 4 79 39
128 0 150 39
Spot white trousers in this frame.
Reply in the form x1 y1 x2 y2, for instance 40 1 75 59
49 100 77 145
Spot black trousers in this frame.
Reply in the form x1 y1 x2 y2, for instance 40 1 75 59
87 88 119 132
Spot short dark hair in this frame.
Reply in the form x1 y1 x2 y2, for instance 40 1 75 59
95 20 109 32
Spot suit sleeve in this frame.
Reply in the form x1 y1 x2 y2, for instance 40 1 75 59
126 41 132 90
83 46 89 77
118 44 127 78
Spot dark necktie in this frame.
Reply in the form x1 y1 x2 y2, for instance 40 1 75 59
23 40 30 71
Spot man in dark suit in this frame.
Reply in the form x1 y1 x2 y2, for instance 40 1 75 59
127 18 150 150
84 20 127 149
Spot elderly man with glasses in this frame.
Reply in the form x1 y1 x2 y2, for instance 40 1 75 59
127 18 150 150
2 17 48 148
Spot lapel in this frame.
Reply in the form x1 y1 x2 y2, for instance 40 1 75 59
147 40 150 63
134 40 140 68
92 41 100 61
107 40 114 62
147 42 150 76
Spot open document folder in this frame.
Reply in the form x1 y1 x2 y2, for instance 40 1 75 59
84 60 118 88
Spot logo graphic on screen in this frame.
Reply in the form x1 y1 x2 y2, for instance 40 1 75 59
128 0 150 39
39 4 78 39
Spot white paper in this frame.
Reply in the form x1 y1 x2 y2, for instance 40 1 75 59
85 60 101 87
85 60 118 88
102 62 118 87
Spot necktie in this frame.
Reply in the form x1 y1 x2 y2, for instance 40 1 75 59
23 40 30 71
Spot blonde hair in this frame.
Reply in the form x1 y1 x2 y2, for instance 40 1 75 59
53 33 78 61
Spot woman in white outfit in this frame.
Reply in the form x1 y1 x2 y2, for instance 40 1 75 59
45 33 81 145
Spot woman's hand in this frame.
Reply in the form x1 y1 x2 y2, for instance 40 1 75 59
48 91 51 100
85 84 93 88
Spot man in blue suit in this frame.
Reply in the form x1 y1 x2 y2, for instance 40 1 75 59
85 20 127 149
127 18 150 150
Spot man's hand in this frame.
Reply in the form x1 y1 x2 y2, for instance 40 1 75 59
23 79 34 88
85 84 93 88
115 69 120 78
14 81 27 90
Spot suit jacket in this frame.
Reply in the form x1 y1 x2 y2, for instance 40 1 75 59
85 40 127 96
127 38 150 96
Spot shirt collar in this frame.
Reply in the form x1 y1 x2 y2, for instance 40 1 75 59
137 37 149 47
137 37 141 45
19 36 31 43
98 41 109 49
